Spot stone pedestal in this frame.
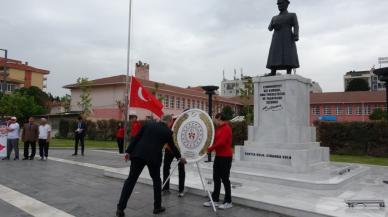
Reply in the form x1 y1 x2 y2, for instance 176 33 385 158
238 74 329 173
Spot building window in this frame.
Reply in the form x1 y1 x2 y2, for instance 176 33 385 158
182 98 186 109
347 105 353 115
197 100 200 109
336 105 343 115
312 106 320 115
324 105 331 115
356 105 363 115
164 95 169 108
176 97 181 109
201 101 204 110
187 99 191 108
170 96 175 109
364 104 371 115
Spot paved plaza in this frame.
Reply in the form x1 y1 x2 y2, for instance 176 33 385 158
0 149 290 217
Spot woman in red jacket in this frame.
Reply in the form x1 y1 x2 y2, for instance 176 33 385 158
116 122 125 154
203 113 233 209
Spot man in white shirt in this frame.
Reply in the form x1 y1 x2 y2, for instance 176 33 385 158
5 117 20 160
38 118 51 160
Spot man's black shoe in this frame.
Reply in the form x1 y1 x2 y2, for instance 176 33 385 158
115 209 125 217
162 189 170 195
22 158 28 160
72 153 77 156
153 207 166 214
29 157 34 160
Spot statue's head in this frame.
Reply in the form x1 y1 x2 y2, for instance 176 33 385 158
277 0 290 12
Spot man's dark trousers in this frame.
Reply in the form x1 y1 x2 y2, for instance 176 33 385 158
212 156 232 203
163 151 185 192
117 157 162 210
24 141 36 159
74 133 85 155
39 139 49 158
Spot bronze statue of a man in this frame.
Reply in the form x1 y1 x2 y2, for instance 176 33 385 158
266 0 299 76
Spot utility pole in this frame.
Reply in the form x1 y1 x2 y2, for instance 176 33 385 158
123 0 133 150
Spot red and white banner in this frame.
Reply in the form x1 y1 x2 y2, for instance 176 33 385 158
0 132 7 158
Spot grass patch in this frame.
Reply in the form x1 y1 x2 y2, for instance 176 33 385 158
331 154 388 166
50 138 117 149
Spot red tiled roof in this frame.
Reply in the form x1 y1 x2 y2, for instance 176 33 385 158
310 91 386 104
63 75 243 105
0 58 49 74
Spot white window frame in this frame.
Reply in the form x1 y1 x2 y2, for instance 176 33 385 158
324 105 331 115
347 105 353 115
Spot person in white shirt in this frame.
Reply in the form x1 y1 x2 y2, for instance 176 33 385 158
38 118 51 160
4 117 20 160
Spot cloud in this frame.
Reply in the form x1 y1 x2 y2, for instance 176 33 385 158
0 0 387 95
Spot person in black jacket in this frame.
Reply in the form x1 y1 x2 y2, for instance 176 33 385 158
72 116 87 156
116 115 187 217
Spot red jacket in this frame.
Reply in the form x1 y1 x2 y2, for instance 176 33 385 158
116 127 124 138
208 122 233 157
130 121 141 137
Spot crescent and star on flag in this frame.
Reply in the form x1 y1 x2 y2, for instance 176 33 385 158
137 87 148 102
129 76 164 117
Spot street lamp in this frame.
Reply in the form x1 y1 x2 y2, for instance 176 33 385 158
374 67 388 120
0 49 7 93
201 85 219 162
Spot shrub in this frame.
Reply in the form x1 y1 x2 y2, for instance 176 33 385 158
230 121 248 147
316 121 388 157
58 119 70 138
86 120 97 140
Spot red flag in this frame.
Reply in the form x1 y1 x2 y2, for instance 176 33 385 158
129 76 164 117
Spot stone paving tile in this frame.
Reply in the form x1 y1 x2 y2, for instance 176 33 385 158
0 149 291 217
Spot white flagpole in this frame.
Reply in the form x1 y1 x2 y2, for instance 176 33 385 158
124 0 133 151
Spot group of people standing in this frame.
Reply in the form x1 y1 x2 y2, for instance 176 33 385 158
1 116 51 161
115 112 234 216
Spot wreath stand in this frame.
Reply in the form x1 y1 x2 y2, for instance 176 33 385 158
162 160 217 212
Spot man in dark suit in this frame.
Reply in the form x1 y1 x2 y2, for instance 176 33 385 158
22 117 39 160
72 116 87 156
116 115 187 217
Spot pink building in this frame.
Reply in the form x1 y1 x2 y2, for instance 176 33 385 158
310 91 387 123
64 62 243 120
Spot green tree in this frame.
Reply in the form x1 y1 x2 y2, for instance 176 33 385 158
369 108 387 121
239 77 254 124
77 77 92 117
345 78 370 92
60 94 71 112
221 106 235 121
0 93 45 123
15 86 50 112
151 82 164 101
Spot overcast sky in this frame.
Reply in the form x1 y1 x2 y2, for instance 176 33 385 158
1 0 388 96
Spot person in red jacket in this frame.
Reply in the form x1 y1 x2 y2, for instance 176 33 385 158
203 113 233 210
129 115 141 142
116 122 125 154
